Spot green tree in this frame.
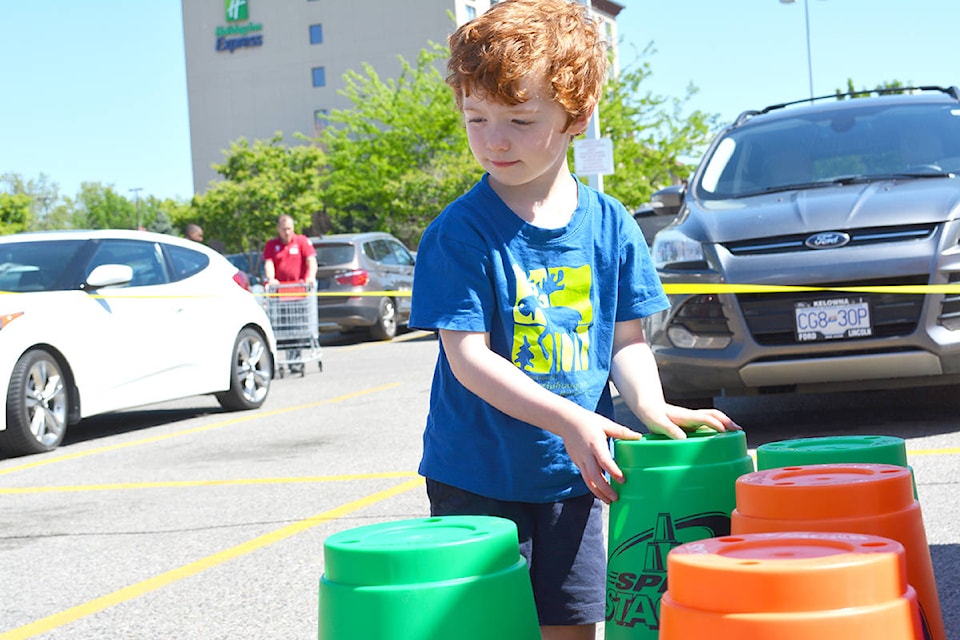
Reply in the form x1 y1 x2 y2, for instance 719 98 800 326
158 197 195 237
593 49 718 209
835 79 908 99
0 192 32 235
192 134 326 253
72 182 139 229
319 44 478 248
185 43 716 249
1 172 62 231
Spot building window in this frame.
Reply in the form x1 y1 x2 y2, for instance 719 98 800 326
312 67 326 87
314 109 328 131
309 24 323 44
465 5 477 20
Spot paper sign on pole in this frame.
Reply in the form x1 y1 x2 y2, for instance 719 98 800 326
573 137 614 176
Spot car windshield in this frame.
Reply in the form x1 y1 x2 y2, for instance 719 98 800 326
696 102 960 200
0 240 87 292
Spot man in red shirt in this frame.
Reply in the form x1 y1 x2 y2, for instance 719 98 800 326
263 214 318 375
263 214 317 285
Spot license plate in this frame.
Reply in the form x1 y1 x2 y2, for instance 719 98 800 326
794 297 872 342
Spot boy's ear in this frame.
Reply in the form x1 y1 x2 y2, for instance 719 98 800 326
569 108 594 136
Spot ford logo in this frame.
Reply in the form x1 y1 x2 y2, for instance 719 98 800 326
805 231 851 249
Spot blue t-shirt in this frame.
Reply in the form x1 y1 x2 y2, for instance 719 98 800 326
410 175 669 502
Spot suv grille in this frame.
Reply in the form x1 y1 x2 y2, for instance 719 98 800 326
724 223 937 256
939 272 960 330
737 276 927 346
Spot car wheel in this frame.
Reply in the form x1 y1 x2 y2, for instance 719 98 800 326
216 327 272 411
369 297 398 341
2 348 69 456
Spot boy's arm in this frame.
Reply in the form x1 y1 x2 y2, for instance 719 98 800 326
439 328 642 504
609 318 741 439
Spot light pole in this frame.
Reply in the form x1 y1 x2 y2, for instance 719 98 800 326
129 187 143 230
780 0 814 101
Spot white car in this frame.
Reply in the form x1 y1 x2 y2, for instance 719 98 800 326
0 230 277 456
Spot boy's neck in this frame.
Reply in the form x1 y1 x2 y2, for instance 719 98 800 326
489 170 580 230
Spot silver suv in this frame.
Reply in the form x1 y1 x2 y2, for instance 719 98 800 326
311 232 415 340
644 86 960 404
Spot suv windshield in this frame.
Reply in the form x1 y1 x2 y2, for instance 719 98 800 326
696 102 960 200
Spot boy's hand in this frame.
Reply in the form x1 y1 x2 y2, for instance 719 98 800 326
644 405 742 441
561 415 643 505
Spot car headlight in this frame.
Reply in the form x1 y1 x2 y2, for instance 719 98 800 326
652 229 706 270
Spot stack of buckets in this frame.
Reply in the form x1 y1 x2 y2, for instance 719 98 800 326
605 432 945 640
314 432 944 639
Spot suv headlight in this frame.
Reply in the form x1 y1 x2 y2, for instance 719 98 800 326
652 229 706 270
666 294 732 350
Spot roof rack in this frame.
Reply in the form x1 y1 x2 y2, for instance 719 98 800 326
732 85 960 127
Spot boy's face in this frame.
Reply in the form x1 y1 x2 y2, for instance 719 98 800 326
462 78 586 193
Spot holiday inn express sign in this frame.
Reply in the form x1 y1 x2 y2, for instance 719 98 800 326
216 0 263 53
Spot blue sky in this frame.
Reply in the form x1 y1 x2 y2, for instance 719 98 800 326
2 1 958 203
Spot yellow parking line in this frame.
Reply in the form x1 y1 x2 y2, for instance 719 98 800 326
0 471 419 494
906 447 960 456
0 476 425 640
0 383 400 476
328 329 433 352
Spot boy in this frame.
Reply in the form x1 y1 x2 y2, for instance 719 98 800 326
410 1 740 638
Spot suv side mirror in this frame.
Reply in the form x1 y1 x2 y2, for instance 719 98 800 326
650 184 685 217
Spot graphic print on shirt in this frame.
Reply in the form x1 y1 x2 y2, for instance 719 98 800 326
512 264 592 374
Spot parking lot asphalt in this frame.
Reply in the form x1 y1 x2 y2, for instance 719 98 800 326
0 330 957 639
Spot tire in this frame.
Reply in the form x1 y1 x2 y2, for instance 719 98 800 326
216 327 272 411
369 297 398 341
2 349 69 456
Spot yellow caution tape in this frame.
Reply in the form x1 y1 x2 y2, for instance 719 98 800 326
660 283 960 295
3 284 960 299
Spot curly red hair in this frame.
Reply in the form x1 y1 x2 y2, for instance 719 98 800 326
447 0 608 133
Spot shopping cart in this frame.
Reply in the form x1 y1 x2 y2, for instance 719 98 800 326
265 281 323 378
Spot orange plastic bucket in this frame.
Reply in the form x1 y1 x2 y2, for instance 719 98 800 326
660 531 923 639
756 434 918 497
731 463 943 640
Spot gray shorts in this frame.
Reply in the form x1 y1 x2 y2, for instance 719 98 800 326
425 478 605 626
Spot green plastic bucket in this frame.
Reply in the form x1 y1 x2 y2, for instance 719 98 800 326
318 515 540 640
757 435 908 469
605 430 755 640
756 435 916 497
